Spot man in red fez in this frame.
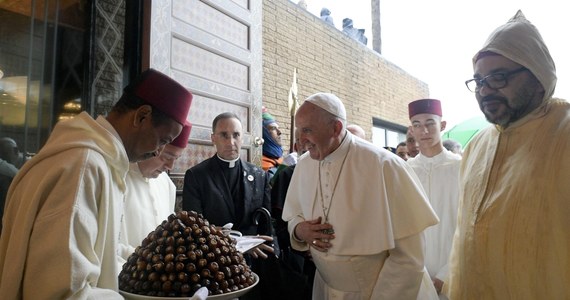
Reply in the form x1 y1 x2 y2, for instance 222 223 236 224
407 98 461 299
0 69 193 298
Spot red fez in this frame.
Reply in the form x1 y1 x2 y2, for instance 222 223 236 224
170 122 192 149
408 99 442 119
124 69 193 125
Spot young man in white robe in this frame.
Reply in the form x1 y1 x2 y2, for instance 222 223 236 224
283 92 440 300
407 99 461 299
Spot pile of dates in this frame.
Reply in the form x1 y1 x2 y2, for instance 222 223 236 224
119 211 255 297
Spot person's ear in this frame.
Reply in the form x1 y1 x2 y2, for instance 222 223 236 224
134 105 152 127
334 120 344 136
440 120 447 131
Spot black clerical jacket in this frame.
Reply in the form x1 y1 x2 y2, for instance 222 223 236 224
182 156 271 235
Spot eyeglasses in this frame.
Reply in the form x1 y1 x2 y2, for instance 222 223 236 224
465 67 528 93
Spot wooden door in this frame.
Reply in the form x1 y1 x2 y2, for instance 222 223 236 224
146 0 263 192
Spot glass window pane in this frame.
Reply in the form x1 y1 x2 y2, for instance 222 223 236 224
386 130 399 148
372 127 386 148
0 1 87 158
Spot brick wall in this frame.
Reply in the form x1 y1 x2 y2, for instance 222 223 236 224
262 0 429 149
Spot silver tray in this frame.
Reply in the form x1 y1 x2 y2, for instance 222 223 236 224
120 273 258 300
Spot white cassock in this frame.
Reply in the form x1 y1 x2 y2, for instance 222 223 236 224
283 132 439 300
408 150 461 299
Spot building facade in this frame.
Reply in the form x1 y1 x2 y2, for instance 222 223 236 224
0 0 428 191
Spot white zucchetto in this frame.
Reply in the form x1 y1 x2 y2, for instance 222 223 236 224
304 92 347 120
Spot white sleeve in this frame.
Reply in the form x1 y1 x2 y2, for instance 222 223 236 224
436 261 449 282
287 215 310 251
371 232 426 300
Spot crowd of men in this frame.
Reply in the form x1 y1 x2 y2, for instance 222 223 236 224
0 10 568 300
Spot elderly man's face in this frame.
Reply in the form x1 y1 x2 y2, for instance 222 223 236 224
137 144 184 178
295 103 341 161
211 117 243 160
473 55 544 127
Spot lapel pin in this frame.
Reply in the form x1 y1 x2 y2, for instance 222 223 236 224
247 175 254 182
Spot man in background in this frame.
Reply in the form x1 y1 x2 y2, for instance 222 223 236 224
448 11 570 299
0 137 23 174
342 18 368 45
319 8 334 26
118 123 192 263
395 141 409 161
271 129 314 299
183 112 272 244
346 124 366 139
406 128 420 158
407 98 461 298
0 137 23 233
0 69 193 298
442 139 462 155
261 108 283 177
183 112 274 299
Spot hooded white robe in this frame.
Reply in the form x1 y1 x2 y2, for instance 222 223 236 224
447 99 570 299
0 112 128 299
447 11 570 299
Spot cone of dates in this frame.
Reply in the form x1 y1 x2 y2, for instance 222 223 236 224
119 211 256 297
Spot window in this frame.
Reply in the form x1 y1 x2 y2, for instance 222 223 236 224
0 0 89 156
371 118 407 148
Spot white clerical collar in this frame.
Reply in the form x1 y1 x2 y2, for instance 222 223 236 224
323 130 351 163
217 154 240 168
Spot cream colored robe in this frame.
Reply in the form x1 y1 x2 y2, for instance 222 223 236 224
0 112 128 299
283 132 439 299
408 150 461 299
118 165 176 265
447 99 570 299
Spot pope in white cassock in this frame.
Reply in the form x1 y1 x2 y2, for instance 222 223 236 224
407 99 461 299
282 92 440 300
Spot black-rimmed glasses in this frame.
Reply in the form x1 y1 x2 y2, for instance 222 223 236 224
465 67 528 93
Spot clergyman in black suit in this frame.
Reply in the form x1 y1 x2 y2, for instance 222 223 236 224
183 112 278 299
182 112 271 237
